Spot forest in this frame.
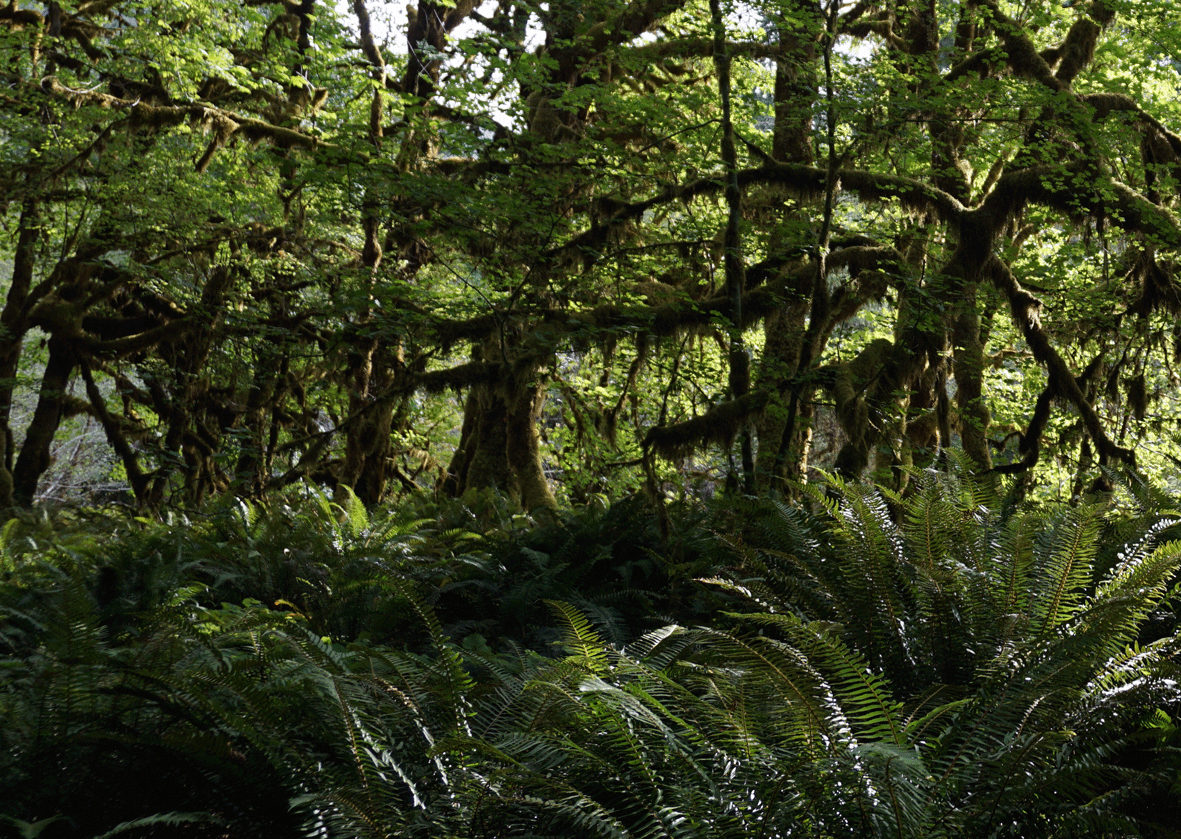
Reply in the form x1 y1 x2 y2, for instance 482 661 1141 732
4 0 1181 835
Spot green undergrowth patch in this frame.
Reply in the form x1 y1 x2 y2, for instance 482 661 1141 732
2 469 1181 837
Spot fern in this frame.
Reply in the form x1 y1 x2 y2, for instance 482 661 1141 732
87 811 226 839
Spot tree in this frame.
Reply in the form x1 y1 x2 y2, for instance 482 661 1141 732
3 0 1181 510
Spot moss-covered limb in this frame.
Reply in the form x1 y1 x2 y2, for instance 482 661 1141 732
976 164 1181 249
1081 93 1181 154
1077 93 1181 204
1053 17 1102 84
826 247 909 327
1125 249 1181 317
382 158 956 274
643 391 770 462
839 0 919 50
968 0 1114 165
12 338 77 506
76 354 151 504
76 320 189 359
485 0 686 145
425 244 906 356
970 0 1091 95
620 37 795 64
759 163 968 223
414 361 504 393
987 256 1133 468
942 46 1008 84
400 0 478 101
545 163 965 267
991 384 1053 475
837 0 881 27
36 77 330 166
574 0 687 57
0 0 108 61
0 197 39 511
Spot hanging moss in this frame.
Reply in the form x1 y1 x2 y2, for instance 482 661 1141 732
643 391 769 462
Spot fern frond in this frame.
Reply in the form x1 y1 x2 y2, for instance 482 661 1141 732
1028 504 1104 637
87 811 225 839
546 600 611 673
730 611 905 746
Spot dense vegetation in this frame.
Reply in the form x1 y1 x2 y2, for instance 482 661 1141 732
3 466 1181 837
4 0 1181 507
6 0 1181 835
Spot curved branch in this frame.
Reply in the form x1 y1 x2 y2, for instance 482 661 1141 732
977 164 1181 247
425 244 909 349
550 163 965 264
986 256 1134 467
37 78 331 163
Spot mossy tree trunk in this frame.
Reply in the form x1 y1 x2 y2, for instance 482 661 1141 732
340 337 401 507
754 0 820 493
12 337 75 506
0 197 39 513
446 343 555 511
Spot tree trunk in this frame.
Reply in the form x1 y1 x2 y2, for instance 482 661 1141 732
754 3 819 493
953 295 992 470
13 337 75 506
755 301 811 489
505 378 556 510
340 337 400 506
447 347 555 510
0 198 38 512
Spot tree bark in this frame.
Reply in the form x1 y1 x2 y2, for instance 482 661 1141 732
13 337 75 506
0 198 38 512
340 339 399 506
447 343 555 510
754 0 819 492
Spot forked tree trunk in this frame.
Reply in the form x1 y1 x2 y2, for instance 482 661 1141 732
339 336 401 507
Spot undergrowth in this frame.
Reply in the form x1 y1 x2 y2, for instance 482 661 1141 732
1 469 1179 837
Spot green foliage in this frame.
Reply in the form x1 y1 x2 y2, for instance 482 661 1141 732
703 465 1181 836
11 0 1181 508
2 470 1181 836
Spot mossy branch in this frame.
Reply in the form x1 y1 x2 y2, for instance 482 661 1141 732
643 391 770 462
987 256 1134 468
